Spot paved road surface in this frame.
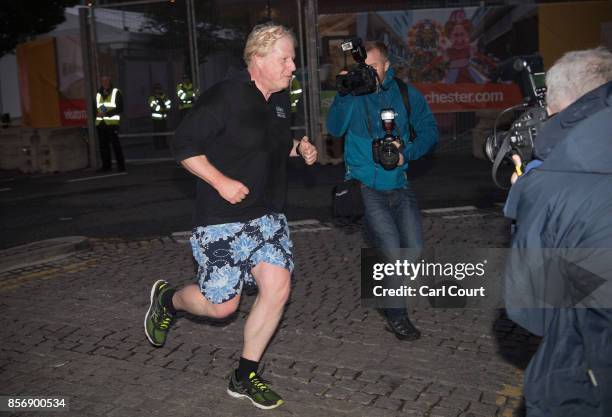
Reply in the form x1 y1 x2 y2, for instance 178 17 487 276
1 208 538 417
0 152 511 250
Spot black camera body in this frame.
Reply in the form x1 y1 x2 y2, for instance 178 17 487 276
485 59 548 187
485 60 547 164
372 109 403 170
336 38 378 96
484 105 547 163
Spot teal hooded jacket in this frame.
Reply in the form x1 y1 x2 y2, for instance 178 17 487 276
326 68 438 190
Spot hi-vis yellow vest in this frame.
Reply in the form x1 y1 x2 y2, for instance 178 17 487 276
290 75 302 112
177 82 195 110
148 94 171 119
96 88 121 126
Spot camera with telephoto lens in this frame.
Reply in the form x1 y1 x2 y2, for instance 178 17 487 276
336 38 378 96
484 59 548 188
372 108 403 170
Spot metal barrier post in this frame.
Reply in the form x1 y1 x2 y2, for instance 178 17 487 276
296 0 309 140
79 6 99 169
186 0 200 93
305 0 323 162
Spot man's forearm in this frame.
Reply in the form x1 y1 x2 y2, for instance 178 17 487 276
406 122 438 161
181 155 226 189
290 139 300 157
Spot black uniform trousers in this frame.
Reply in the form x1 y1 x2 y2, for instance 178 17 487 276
179 108 191 122
97 123 125 171
152 119 168 149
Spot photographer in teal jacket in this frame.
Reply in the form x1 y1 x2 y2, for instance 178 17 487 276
327 41 438 340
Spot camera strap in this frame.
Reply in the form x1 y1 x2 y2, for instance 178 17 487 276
393 77 418 142
363 96 376 141
363 96 375 140
491 136 513 189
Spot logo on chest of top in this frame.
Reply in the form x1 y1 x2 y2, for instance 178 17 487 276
275 106 287 119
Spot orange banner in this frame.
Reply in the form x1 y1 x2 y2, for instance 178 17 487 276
16 38 61 128
413 83 523 113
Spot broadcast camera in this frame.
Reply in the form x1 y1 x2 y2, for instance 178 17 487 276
336 38 378 96
485 59 548 188
372 109 403 170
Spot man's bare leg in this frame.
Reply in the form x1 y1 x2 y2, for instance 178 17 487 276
172 283 240 319
242 262 291 361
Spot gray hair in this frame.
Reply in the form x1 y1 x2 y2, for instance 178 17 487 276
546 47 612 112
243 23 296 67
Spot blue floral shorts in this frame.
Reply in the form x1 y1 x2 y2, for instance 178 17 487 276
190 213 294 304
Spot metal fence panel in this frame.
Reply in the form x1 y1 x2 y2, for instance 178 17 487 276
87 0 308 154
91 0 192 141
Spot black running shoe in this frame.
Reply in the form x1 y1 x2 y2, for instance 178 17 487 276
144 280 175 347
227 370 284 409
385 315 421 341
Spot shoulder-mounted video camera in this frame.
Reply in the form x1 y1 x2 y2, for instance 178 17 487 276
336 38 378 96
485 58 548 188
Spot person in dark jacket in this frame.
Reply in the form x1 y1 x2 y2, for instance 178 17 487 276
504 47 612 417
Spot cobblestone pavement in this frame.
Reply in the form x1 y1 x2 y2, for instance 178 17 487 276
1 209 539 417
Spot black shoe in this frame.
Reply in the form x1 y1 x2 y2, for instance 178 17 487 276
383 314 421 341
96 167 111 173
144 280 175 347
117 166 126 172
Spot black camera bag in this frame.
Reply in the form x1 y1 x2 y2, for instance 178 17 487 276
332 178 364 223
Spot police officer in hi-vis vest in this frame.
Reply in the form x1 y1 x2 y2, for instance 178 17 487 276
96 75 125 172
176 74 196 121
148 83 172 149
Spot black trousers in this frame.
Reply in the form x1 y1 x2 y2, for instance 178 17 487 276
179 108 191 121
152 119 168 149
97 123 125 170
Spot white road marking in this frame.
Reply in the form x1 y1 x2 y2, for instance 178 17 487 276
422 205 478 214
290 226 332 233
126 157 175 164
67 172 127 183
288 219 322 226
442 213 488 220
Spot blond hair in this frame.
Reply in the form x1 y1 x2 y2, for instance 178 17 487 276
243 23 296 66
364 41 389 61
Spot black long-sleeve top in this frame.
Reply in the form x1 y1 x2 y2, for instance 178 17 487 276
173 70 293 227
